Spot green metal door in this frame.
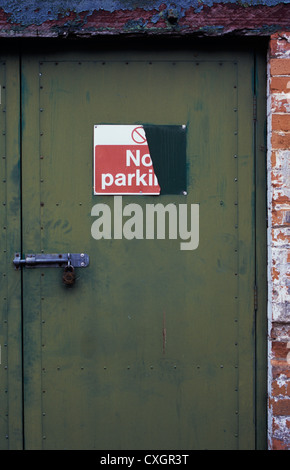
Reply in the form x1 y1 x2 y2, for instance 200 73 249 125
0 42 267 450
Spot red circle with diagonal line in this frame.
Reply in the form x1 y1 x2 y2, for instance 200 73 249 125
131 126 147 144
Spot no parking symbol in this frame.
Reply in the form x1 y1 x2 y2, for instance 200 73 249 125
131 126 147 144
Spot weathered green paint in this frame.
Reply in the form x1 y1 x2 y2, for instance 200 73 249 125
0 53 22 450
1 40 267 450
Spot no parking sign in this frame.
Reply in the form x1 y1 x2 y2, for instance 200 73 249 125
93 125 160 195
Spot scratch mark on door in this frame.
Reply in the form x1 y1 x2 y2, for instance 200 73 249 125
163 311 167 355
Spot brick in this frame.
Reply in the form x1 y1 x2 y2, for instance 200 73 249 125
272 114 290 132
272 341 289 360
260 31 289 452
272 438 289 450
270 150 290 171
271 323 290 341
270 76 290 93
272 228 290 247
270 58 290 76
271 95 290 113
272 398 290 416
272 415 290 440
272 209 286 226
272 379 290 396
271 132 290 149
272 364 290 380
272 302 290 324
270 33 290 58
272 170 290 194
272 191 290 207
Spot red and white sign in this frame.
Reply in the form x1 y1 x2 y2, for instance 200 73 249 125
94 125 160 195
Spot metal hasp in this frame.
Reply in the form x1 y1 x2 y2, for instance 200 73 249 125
13 252 89 269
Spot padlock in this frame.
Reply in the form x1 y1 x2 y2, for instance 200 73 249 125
62 264 76 286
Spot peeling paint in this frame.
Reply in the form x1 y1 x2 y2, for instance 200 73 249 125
2 0 290 25
268 31 290 450
273 415 290 446
0 0 288 37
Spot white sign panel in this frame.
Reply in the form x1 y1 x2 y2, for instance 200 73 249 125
94 125 160 195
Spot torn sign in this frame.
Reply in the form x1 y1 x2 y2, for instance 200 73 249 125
93 124 187 195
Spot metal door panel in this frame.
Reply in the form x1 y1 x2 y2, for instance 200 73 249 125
18 47 264 450
0 54 22 450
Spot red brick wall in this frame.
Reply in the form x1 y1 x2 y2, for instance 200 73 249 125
268 32 290 450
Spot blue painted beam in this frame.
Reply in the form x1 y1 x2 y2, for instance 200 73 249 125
0 0 289 36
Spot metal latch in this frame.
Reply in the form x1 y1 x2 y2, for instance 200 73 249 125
13 252 89 269
13 252 89 286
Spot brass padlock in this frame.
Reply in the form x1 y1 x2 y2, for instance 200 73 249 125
62 264 76 286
